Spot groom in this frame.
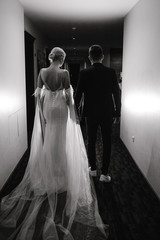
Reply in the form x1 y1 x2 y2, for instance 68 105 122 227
75 44 121 182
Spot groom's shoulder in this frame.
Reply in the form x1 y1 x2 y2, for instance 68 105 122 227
80 65 94 74
105 66 115 73
102 64 113 71
102 66 116 76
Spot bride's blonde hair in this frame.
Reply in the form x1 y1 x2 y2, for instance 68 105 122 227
48 47 66 62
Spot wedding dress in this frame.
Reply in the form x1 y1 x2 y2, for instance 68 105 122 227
0 84 108 239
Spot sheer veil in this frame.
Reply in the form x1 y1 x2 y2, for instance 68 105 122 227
0 85 108 239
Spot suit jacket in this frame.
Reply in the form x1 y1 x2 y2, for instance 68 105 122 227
75 63 121 118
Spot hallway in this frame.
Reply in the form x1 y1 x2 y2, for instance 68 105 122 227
1 0 160 239
0 123 160 240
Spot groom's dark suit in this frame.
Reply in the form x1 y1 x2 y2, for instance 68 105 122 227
75 63 121 175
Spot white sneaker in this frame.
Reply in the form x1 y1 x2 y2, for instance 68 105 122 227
89 167 97 177
99 174 111 182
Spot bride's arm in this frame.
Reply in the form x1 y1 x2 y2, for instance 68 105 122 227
63 70 71 105
65 86 80 124
63 70 78 122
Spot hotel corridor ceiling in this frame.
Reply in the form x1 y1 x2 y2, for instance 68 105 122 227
19 0 140 51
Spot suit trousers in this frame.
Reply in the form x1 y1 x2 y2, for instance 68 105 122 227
86 114 113 175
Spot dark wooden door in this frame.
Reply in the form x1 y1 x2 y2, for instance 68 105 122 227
25 31 35 146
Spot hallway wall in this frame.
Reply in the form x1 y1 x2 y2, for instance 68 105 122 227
0 1 51 190
0 0 27 189
121 0 160 198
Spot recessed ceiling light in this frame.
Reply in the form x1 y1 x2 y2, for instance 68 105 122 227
72 37 76 40
72 27 76 30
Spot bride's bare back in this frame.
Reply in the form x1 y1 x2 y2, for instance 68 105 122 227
38 66 70 91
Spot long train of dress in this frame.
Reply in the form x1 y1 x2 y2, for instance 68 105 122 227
0 86 108 239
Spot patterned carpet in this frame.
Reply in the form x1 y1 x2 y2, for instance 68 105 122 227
0 123 160 240
107 123 160 240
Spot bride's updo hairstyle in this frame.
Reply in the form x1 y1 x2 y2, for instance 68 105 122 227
48 47 66 63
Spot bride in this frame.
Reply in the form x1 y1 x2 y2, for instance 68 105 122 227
0 47 108 239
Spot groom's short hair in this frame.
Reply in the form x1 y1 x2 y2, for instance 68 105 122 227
89 45 103 61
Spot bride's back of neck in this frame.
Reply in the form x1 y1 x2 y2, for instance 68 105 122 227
49 61 61 69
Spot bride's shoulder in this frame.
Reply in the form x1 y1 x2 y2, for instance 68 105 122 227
40 67 48 74
61 69 69 73
41 67 48 71
40 67 51 78
61 69 69 77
